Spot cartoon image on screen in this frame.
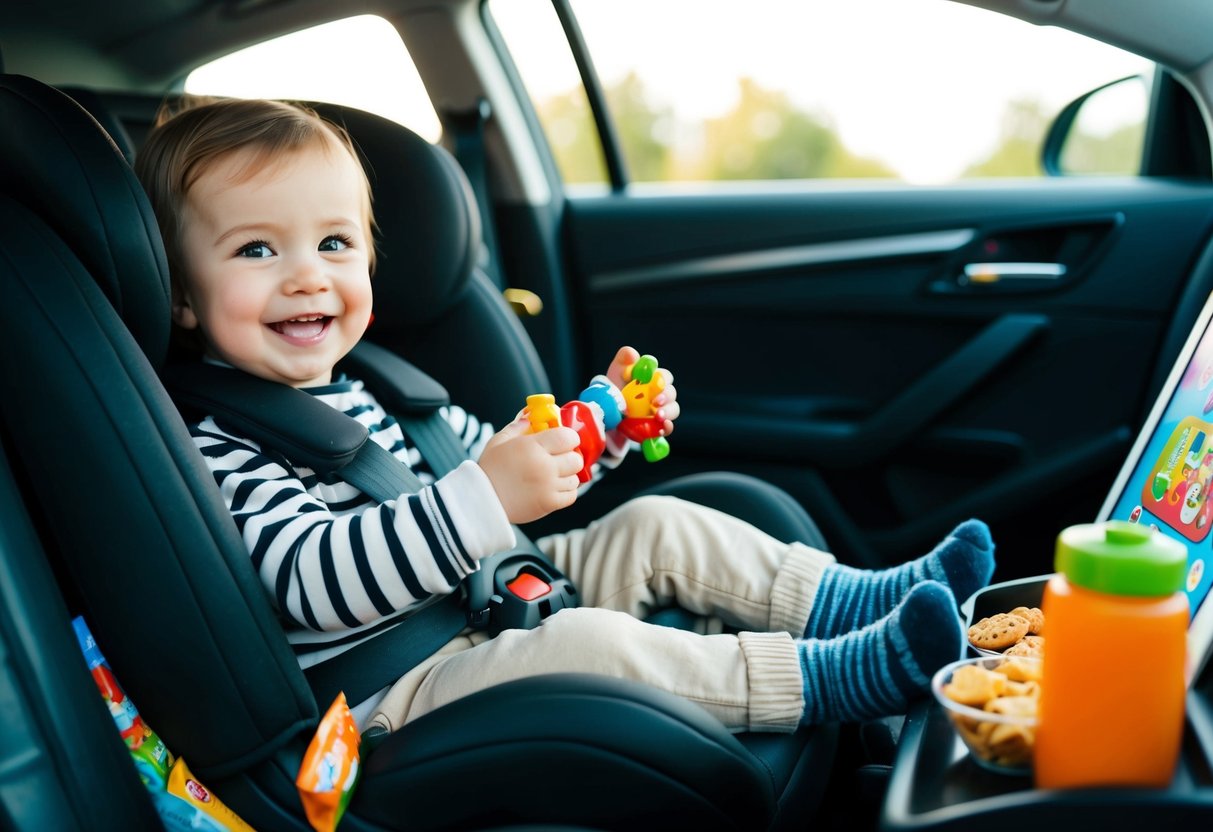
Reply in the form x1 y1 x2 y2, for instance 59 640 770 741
1141 416 1213 542
1105 313 1213 624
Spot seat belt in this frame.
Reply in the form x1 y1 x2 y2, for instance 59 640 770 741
162 345 576 707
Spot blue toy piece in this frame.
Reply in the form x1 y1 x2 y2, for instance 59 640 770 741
578 380 624 430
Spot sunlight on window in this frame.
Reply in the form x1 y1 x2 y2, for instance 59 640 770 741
491 0 1152 185
185 15 442 143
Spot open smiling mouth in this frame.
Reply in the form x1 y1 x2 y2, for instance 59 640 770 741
268 315 333 343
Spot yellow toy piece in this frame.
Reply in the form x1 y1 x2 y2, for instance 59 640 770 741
621 357 666 419
526 393 561 432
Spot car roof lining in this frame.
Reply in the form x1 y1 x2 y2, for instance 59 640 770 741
4 0 1211 90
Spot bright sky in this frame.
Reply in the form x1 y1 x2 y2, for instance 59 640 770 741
186 2 1152 184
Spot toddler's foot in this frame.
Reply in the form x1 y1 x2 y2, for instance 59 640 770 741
799 580 960 726
804 518 994 639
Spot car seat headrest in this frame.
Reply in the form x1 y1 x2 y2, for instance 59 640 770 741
61 86 138 164
0 75 170 365
313 104 478 337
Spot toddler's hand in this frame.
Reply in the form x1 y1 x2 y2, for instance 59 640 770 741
605 345 679 438
478 418 584 523
606 346 641 390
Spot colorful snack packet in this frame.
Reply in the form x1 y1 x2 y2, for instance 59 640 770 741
150 758 257 832
72 616 174 788
296 692 361 832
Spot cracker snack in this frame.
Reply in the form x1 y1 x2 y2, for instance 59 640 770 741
938 657 1041 771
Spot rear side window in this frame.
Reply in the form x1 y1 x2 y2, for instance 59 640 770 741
490 0 1151 185
184 15 441 143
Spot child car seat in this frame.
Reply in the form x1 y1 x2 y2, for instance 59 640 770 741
0 74 837 830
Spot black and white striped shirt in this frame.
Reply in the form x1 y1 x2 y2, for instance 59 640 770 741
188 374 625 666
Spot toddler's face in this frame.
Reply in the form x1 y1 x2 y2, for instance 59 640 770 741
174 139 373 387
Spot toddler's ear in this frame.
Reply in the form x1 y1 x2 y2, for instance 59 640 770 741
171 293 199 330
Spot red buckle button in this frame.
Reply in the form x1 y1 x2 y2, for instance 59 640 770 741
506 572 551 601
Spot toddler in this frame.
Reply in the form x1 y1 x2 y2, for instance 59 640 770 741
135 97 993 735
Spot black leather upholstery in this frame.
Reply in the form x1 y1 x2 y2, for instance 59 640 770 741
0 76 169 363
0 73 839 830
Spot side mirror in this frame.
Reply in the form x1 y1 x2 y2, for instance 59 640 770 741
1042 75 1148 176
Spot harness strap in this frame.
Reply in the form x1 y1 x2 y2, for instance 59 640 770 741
303 594 466 710
162 345 575 708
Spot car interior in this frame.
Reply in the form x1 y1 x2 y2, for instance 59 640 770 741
4 0 1213 830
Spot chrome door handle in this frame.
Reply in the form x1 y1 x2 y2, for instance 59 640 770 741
961 262 1067 285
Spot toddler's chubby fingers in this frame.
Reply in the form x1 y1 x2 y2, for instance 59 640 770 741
653 380 678 408
499 415 532 436
534 425 581 454
556 450 586 479
607 345 641 389
657 404 680 436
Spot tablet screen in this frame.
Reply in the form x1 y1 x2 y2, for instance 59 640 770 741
1100 291 1213 681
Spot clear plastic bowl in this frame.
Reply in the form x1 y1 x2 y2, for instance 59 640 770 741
931 655 1042 776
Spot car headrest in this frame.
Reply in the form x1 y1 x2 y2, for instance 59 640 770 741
60 86 138 164
0 75 170 365
312 103 479 337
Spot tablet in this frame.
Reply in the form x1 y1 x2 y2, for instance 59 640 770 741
1100 290 1213 683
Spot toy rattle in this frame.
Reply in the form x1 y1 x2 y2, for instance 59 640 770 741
615 354 671 463
525 353 671 478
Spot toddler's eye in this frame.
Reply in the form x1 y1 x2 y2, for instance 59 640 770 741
319 234 352 252
236 241 273 258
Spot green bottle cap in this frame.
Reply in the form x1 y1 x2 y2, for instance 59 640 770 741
1055 521 1187 596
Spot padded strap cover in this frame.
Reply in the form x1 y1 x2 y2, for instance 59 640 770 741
163 362 369 474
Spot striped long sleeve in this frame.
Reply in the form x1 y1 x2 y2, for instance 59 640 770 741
188 377 514 637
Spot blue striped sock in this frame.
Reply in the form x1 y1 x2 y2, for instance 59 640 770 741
799 580 960 725
804 519 993 639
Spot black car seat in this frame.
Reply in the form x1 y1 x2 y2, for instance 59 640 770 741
0 73 838 831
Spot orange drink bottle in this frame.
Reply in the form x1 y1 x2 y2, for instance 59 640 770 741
1035 521 1188 789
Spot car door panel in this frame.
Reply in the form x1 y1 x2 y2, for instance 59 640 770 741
561 181 1213 577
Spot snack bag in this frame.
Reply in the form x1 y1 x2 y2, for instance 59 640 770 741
150 758 257 832
296 693 361 832
71 616 173 788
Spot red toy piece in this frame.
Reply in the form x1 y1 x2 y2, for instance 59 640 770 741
527 394 607 483
560 400 606 482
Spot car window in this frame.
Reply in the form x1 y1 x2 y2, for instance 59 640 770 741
488 0 1151 185
184 15 442 143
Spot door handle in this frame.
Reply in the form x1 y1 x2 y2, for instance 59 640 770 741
961 262 1067 286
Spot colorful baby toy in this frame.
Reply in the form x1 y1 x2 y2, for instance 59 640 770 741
526 353 670 479
616 354 671 462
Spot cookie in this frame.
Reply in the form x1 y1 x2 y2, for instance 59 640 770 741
967 612 1030 650
1004 634 1044 658
1009 606 1044 634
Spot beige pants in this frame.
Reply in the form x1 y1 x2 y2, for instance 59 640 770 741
366 494 835 734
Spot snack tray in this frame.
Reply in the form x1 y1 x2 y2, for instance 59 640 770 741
882 576 1213 831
